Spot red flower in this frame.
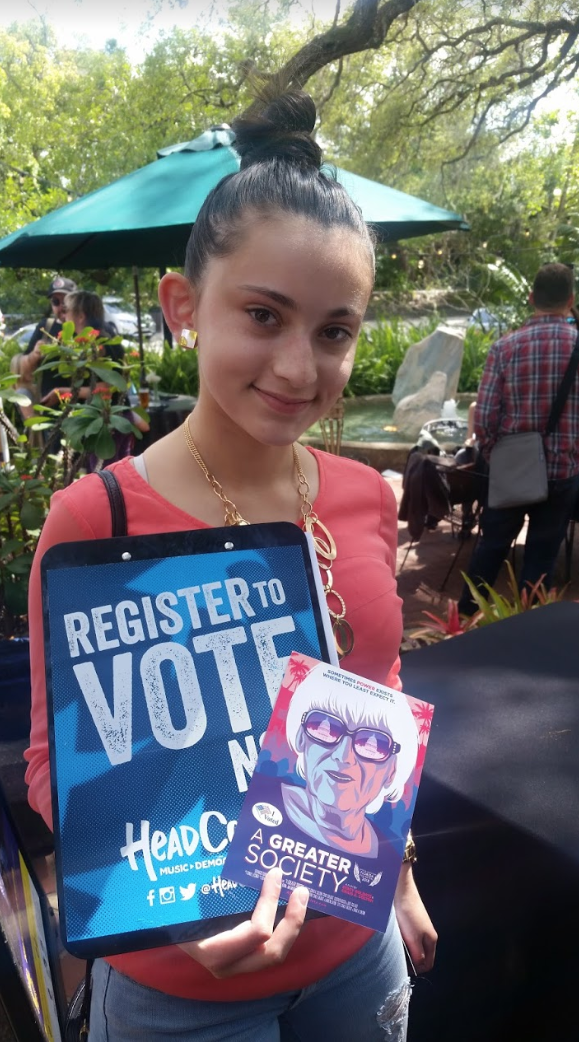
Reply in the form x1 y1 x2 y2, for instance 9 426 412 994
58 390 73 402
57 331 63 340
88 328 100 338
21 474 32 481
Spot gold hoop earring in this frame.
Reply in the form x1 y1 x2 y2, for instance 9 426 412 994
178 328 197 349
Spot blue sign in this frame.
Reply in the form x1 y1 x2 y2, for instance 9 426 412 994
42 524 333 957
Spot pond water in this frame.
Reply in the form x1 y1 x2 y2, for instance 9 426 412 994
306 399 471 443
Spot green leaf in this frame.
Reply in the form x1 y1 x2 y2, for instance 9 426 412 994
25 417 54 429
91 366 128 392
0 538 24 558
83 417 106 438
93 427 116 461
7 554 34 576
3 390 32 406
0 492 16 510
4 578 29 617
20 501 44 530
109 415 133 433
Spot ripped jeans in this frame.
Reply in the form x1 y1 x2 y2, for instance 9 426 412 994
89 911 410 1042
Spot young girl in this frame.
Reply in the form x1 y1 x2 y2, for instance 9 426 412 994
25 90 436 1041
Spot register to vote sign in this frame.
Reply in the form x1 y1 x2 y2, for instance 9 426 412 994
41 524 332 957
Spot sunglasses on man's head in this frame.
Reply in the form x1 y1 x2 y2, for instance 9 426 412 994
301 710 401 763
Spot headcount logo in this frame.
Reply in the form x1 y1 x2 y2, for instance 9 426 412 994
120 815 236 882
61 573 296 792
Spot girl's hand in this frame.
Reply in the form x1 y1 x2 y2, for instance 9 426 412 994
178 867 308 978
394 864 437 973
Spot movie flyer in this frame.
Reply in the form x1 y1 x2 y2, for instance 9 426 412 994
42 525 335 955
224 652 434 932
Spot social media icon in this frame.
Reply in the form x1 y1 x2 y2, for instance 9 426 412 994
159 886 175 905
146 889 155 906
180 883 196 901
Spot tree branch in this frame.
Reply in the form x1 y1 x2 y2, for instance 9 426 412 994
241 0 421 115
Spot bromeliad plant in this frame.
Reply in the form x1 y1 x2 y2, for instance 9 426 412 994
459 563 568 624
0 321 146 635
411 562 569 646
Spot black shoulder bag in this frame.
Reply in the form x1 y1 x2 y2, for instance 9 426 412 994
488 332 579 509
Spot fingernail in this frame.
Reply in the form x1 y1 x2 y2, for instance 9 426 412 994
295 886 309 907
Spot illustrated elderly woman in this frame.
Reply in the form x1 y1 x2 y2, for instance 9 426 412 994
283 664 419 858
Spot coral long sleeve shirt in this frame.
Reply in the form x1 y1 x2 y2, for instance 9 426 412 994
25 449 403 1001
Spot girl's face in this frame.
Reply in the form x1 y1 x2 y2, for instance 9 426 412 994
189 214 373 446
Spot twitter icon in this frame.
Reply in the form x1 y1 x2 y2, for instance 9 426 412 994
180 883 197 901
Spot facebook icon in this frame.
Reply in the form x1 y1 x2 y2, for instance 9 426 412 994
146 890 155 907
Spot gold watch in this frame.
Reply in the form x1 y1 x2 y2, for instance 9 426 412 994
402 830 417 865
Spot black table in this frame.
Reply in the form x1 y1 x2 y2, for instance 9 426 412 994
402 602 579 1042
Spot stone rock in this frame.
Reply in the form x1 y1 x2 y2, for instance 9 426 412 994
392 325 465 406
393 371 448 439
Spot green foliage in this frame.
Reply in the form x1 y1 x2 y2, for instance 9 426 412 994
1 6 578 323
457 327 495 393
412 563 570 646
345 317 490 397
345 317 438 397
0 443 55 624
0 323 145 634
460 563 569 626
143 342 199 397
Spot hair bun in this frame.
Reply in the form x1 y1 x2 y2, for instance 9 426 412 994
233 90 322 171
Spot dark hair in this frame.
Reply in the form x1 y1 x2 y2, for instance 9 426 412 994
65 290 105 329
532 263 575 310
65 290 121 357
184 90 375 283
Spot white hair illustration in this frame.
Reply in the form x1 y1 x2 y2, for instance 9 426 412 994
285 663 418 812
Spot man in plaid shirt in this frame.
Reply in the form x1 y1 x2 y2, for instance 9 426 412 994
459 263 579 614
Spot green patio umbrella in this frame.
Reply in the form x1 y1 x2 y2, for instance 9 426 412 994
0 127 468 270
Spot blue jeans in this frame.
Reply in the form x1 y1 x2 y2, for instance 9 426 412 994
88 913 410 1041
459 475 579 614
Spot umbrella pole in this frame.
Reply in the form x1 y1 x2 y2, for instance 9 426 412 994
132 265 145 383
159 267 173 348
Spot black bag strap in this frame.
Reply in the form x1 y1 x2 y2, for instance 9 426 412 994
79 958 93 1040
545 332 579 436
96 469 127 537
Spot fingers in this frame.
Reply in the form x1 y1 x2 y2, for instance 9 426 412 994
178 868 309 979
421 931 438 973
407 930 437 975
217 881 309 978
247 865 285 936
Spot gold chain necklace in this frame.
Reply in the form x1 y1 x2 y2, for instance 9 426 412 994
182 419 354 658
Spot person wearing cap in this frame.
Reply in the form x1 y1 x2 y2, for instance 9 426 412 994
23 277 78 401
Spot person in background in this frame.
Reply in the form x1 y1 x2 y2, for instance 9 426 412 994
62 290 148 468
26 90 435 1041
39 290 121 407
27 276 77 351
22 277 77 404
459 263 579 613
7 278 77 425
